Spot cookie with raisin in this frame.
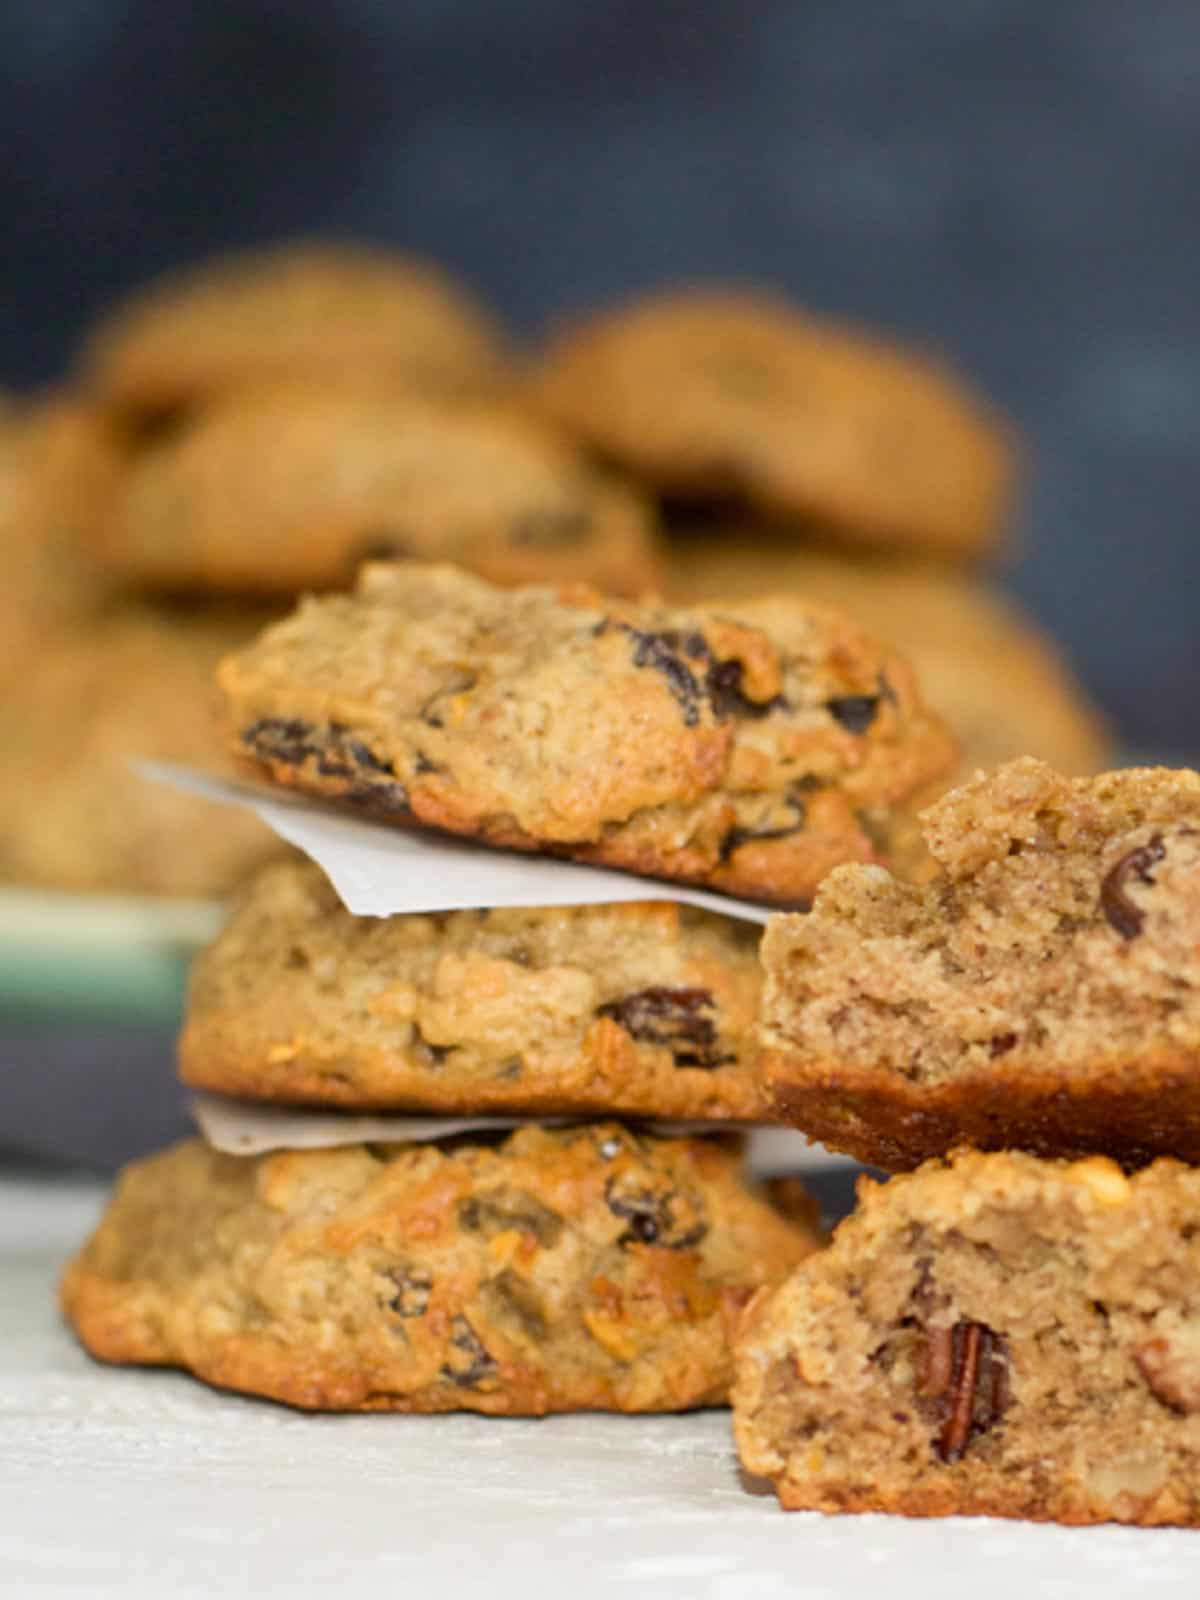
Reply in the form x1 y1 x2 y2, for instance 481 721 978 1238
218 561 957 906
61 1125 821 1414
734 1148 1200 1525
180 857 764 1117
762 758 1200 1169
663 531 1109 778
532 288 1014 559
97 385 663 598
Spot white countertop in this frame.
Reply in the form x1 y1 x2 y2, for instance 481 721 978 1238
3 1168 1199 1598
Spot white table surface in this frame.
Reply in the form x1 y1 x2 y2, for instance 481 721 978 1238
3 1168 1199 1599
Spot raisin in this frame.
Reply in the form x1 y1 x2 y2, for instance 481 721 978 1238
603 623 711 725
384 1268 432 1318
989 1033 1018 1058
457 1190 563 1247
826 695 880 734
596 986 732 1069
604 1174 708 1251
441 1315 497 1389
242 717 402 790
705 657 787 720
1100 834 1166 940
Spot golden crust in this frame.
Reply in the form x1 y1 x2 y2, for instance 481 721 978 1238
532 288 1015 559
180 859 767 1118
62 1128 822 1414
218 561 957 906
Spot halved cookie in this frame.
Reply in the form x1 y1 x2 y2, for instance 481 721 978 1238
734 1149 1200 1525
762 758 1200 1168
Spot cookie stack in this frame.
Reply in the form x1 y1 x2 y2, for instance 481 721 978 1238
529 285 1109 780
61 558 960 1415
732 757 1200 1525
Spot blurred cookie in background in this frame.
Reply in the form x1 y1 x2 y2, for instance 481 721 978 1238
0 394 127 674
0 603 282 898
77 241 510 428
665 532 1109 778
531 287 1015 561
93 384 665 598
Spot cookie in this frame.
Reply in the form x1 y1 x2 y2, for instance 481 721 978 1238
761 758 1200 1170
663 531 1109 777
79 241 508 423
218 561 957 906
532 288 1015 559
0 604 281 897
734 1148 1200 1525
97 385 664 598
180 857 765 1117
61 1126 821 1414
0 395 125 676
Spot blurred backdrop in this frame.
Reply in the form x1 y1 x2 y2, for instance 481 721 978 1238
1 0 1197 749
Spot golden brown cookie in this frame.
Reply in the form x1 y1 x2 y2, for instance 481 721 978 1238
663 531 1109 777
532 288 1015 559
734 1148 1200 1525
79 241 508 422
0 394 126 676
61 1127 822 1414
218 561 957 907
0 603 281 897
97 385 664 597
180 858 765 1117
762 758 1200 1170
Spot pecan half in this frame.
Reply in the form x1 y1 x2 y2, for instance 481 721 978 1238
922 1319 1011 1462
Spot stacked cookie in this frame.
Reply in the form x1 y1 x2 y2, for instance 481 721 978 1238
529 285 1109 779
732 758 1200 1525
61 559 960 1414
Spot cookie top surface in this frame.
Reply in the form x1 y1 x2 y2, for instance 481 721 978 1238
79 241 508 420
181 857 766 1118
99 385 663 598
663 531 1110 778
218 561 957 906
61 1126 821 1414
762 758 1200 1168
532 288 1015 559
733 1148 1200 1524
0 603 281 897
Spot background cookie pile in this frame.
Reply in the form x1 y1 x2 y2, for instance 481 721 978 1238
1 236 1107 903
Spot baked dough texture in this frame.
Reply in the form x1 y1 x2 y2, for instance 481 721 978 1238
733 1149 1200 1525
62 1127 821 1415
762 759 1200 1169
181 858 767 1119
219 561 957 906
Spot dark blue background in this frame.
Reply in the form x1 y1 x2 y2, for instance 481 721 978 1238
3 1 1198 752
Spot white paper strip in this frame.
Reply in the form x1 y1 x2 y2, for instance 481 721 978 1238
190 1090 755 1156
139 762 772 923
